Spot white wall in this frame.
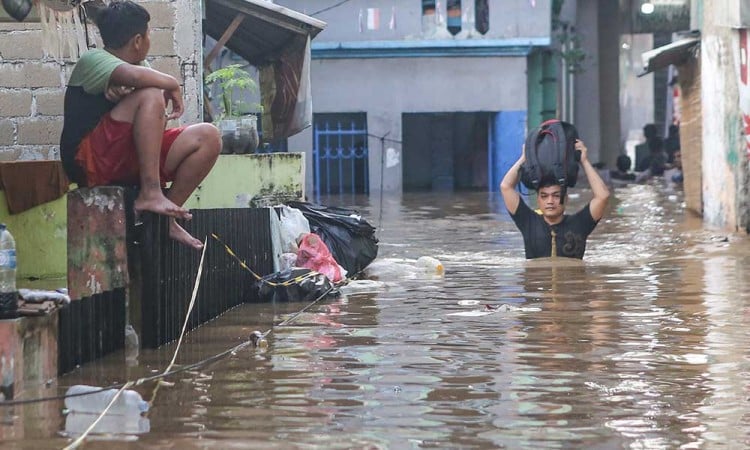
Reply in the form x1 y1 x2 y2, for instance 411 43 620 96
288 55 528 194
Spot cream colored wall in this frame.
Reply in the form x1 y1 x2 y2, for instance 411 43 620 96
184 153 306 209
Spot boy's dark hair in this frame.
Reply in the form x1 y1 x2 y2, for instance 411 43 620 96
643 123 658 140
94 1 150 49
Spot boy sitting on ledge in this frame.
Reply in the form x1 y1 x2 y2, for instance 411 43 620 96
60 0 221 250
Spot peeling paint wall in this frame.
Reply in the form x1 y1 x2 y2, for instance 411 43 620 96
701 6 743 230
184 153 306 209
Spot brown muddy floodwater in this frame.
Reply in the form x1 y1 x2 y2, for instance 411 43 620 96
6 182 750 449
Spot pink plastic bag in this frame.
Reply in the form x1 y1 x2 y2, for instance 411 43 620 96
296 233 343 282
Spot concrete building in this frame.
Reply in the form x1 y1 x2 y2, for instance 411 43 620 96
277 0 557 196
639 0 750 231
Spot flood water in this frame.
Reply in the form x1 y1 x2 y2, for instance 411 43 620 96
6 182 750 449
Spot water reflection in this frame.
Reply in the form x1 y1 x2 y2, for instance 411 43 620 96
7 183 750 449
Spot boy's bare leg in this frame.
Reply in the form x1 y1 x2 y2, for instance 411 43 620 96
163 122 222 249
109 87 191 220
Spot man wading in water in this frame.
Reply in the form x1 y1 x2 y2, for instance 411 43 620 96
500 139 610 259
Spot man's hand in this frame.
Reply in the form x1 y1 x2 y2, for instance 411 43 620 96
105 85 135 103
575 139 588 163
163 87 184 121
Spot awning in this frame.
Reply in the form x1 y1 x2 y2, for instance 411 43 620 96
203 0 326 139
638 35 700 77
203 0 326 67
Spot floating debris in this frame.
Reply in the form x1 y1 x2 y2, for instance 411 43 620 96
249 331 268 349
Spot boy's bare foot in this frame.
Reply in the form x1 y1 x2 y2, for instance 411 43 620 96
135 191 192 220
169 220 203 250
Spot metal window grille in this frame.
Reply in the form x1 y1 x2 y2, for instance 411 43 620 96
313 115 369 199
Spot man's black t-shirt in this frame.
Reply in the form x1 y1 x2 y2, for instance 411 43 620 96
510 199 599 259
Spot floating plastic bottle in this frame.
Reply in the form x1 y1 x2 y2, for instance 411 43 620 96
64 385 149 415
124 324 140 365
0 224 17 304
416 256 444 275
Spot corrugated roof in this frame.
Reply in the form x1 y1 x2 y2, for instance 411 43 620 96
204 0 325 66
638 34 700 77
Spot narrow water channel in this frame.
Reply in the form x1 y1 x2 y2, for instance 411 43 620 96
7 181 750 449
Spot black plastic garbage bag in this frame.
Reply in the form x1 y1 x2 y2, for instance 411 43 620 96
257 268 337 303
286 201 378 276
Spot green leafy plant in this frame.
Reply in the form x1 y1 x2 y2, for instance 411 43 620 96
205 64 261 119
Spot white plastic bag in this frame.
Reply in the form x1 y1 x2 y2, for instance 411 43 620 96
278 206 310 253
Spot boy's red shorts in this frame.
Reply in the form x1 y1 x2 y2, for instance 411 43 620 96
75 113 186 186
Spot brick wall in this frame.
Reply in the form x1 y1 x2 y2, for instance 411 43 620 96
0 0 200 162
678 56 703 216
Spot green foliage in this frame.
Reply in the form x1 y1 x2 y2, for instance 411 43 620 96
205 64 261 119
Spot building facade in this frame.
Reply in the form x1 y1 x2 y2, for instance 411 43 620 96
277 0 556 196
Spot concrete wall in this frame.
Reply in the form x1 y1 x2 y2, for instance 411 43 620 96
184 153 305 208
288 55 528 194
700 6 743 230
569 0 621 167
0 0 202 160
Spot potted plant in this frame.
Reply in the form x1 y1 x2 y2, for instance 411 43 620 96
205 64 262 154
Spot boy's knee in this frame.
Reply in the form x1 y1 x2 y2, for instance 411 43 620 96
188 123 221 155
202 123 221 151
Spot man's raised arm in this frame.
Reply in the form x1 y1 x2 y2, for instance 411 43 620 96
500 149 525 215
576 139 610 221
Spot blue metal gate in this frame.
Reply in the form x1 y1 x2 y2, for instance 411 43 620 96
313 115 369 198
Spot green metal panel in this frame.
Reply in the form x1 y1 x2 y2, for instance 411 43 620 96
542 50 558 122
527 50 558 129
527 51 544 129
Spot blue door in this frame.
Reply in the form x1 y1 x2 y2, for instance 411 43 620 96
489 110 527 193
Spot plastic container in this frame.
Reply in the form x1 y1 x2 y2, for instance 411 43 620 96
416 256 444 275
0 224 17 298
64 385 149 415
65 412 150 436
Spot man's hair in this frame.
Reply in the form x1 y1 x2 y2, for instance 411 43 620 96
94 1 150 49
537 174 561 190
616 154 631 172
537 178 566 205
643 123 658 140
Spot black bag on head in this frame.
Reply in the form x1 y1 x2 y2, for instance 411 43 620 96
520 119 581 190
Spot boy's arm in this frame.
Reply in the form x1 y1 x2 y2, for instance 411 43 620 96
109 64 184 120
500 148 525 215
576 139 610 221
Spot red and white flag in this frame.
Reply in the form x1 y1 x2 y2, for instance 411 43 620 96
367 8 380 30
